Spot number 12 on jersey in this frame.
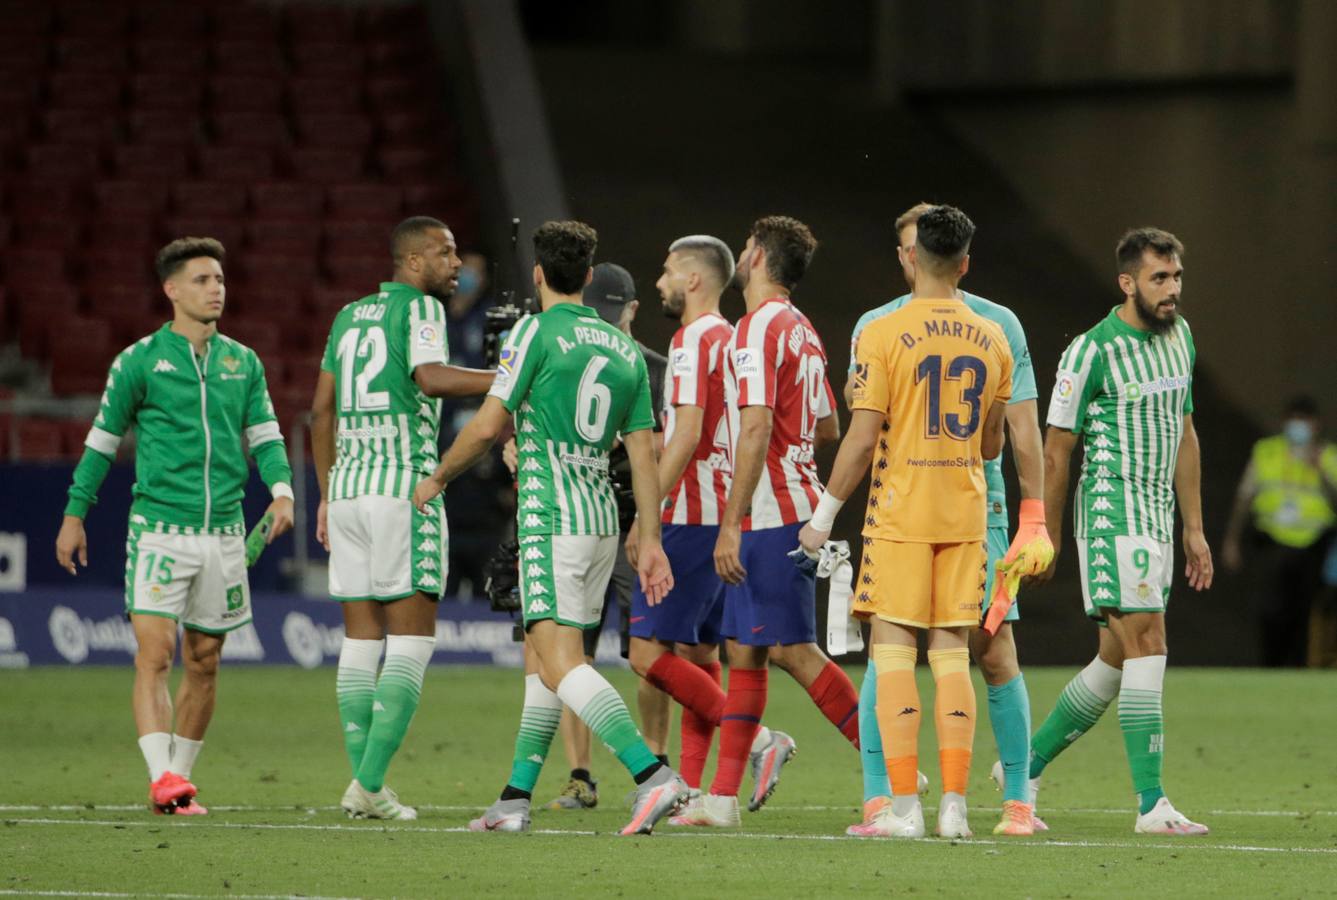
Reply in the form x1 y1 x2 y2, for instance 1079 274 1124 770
915 354 986 440
336 326 389 412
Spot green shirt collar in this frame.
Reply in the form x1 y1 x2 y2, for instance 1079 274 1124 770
546 301 600 321
1103 306 1154 342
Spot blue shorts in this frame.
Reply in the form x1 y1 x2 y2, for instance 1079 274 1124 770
630 524 725 645
981 526 1020 623
721 522 817 646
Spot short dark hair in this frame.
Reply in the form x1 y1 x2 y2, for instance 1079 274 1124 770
391 216 449 263
1116 227 1184 275
155 237 224 281
1286 394 1319 418
750 215 817 290
894 202 936 246
533 220 598 295
914 205 975 275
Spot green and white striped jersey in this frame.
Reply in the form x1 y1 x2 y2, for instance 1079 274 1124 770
1047 307 1196 542
488 302 654 537
320 282 449 501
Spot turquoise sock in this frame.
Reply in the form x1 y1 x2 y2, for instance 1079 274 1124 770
987 674 1032 804
859 658 889 801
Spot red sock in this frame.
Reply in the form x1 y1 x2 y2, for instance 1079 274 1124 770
806 660 861 749
646 653 727 724
708 667 767 797
678 661 722 789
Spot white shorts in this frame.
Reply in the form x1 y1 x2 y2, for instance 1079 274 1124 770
518 534 619 630
328 494 448 602
126 529 251 633
1077 534 1174 620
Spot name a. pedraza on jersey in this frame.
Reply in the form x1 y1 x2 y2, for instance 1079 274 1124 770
557 327 636 363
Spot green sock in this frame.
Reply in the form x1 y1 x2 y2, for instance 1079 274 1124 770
355 636 434 794
557 664 658 777
1030 656 1121 779
507 674 563 794
1118 656 1167 814
336 638 382 775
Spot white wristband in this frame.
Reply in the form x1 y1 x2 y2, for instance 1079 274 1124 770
271 482 294 501
809 491 845 533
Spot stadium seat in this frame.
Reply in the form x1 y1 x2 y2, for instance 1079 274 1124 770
101 309 165 347
209 75 284 113
287 147 365 182
94 181 171 218
287 77 363 114
7 182 80 221
133 3 208 39
14 417 67 461
14 285 80 357
25 143 103 182
295 113 373 149
59 418 95 458
233 282 310 320
379 111 433 142
57 2 129 37
132 73 204 112
220 318 281 357
212 41 286 77
287 6 356 44
326 184 401 220
42 110 120 145
49 317 113 395
213 7 280 43
310 284 356 318
162 217 244 254
132 39 198 74
378 147 441 183
238 253 320 293
85 282 158 318
324 255 387 290
113 143 190 179
14 217 80 251
49 72 123 109
172 182 247 217
83 245 156 286
323 219 392 257
4 247 70 284
250 182 322 219
366 76 416 109
54 38 128 73
245 219 322 257
197 146 276 182
211 111 291 148
127 110 204 146
292 41 364 78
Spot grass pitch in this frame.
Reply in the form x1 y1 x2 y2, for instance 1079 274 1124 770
3 665 1335 899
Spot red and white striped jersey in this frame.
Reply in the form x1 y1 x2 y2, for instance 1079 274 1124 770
661 312 734 525
724 297 835 530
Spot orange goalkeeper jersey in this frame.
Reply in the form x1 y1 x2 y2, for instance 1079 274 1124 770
850 297 1014 543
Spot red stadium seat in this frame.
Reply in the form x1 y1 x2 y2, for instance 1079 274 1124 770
83 245 157 285
127 110 204 146
366 76 416 109
211 40 285 77
14 418 68 461
172 182 247 217
288 147 365 183
326 184 401 220
213 7 280 42
295 113 373 149
15 285 80 357
246 220 322 257
323 219 392 257
324 255 386 290
292 41 364 78
133 3 208 39
49 317 114 395
197 146 276 182
378 147 441 183
101 309 165 347
212 111 290 148
0 0 52 34
42 110 120 145
287 6 356 44
250 182 323 219
378 111 432 142
0 218 11 249
57 2 129 37
239 253 320 293
310 284 356 318
209 75 284 113
85 282 159 318
132 39 198 74
4 247 71 284
25 143 103 181
231 282 309 321
287 77 362 114
113 143 190 179
131 73 203 112
54 38 128 72
94 180 171 218
14 217 81 251
49 72 123 109
7 181 80 221
60 419 95 456
162 217 244 253
220 318 280 357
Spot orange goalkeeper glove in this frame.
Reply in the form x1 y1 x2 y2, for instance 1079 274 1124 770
983 499 1054 635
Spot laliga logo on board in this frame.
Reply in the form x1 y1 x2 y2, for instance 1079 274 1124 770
282 613 345 669
48 605 137 663
0 617 28 668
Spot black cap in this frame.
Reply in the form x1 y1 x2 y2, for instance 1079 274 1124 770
584 262 636 326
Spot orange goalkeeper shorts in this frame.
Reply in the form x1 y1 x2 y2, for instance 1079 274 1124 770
852 538 986 629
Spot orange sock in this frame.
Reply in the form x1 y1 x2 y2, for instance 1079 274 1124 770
873 643 921 797
928 647 975 795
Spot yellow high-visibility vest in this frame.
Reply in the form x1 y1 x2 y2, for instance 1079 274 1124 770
1251 435 1337 548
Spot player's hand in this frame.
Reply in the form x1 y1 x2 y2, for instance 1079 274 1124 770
55 515 88 576
714 523 746 585
1024 528 1063 586
797 523 828 557
624 523 640 569
502 438 518 476
315 499 330 552
637 538 674 606
265 496 294 543
1183 526 1213 591
1221 537 1242 573
413 475 446 513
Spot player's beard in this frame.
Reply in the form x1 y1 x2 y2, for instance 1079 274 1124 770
1132 286 1177 334
730 261 749 292
661 288 686 320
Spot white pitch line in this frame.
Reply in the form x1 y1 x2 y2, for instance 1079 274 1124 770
7 816 1335 856
0 892 358 900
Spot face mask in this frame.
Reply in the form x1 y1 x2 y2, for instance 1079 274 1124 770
1284 419 1315 446
456 268 481 297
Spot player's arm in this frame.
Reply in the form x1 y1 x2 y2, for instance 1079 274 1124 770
57 349 146 575
413 396 510 506
412 363 495 398
714 405 771 585
815 412 841 448
1030 426 1080 584
797 408 883 553
1175 413 1213 591
658 403 702 500
1005 399 1043 499
625 426 674 604
244 355 294 542
310 369 336 550
1221 460 1256 572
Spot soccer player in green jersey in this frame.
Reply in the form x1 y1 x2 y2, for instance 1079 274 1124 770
414 220 689 836
310 216 495 820
55 237 295 815
1029 227 1214 835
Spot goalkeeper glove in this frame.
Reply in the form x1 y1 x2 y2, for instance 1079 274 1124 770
982 499 1054 635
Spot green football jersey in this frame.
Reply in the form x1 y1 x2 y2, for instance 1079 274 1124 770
65 324 292 534
1047 307 1196 542
489 302 655 537
320 281 449 502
